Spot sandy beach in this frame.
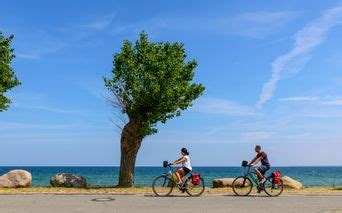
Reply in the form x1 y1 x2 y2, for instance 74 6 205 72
0 193 342 213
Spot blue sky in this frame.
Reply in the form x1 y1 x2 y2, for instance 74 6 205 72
1 0 342 166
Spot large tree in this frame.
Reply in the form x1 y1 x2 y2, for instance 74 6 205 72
0 31 20 111
104 32 205 187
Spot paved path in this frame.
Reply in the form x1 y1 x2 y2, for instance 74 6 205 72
0 194 342 213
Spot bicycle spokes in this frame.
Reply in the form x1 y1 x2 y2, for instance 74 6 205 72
152 176 174 196
232 176 253 196
263 177 284 197
184 177 205 197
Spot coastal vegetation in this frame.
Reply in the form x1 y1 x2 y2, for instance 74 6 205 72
0 186 341 196
0 31 20 111
104 32 205 187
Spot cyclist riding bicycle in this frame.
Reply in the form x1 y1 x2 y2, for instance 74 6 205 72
171 148 192 186
249 145 270 186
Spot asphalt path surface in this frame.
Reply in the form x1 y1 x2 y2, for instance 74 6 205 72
0 194 342 213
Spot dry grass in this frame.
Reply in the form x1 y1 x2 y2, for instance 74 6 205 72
0 187 151 195
1 186 342 196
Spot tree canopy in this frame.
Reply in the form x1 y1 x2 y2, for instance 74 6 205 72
0 31 20 111
104 31 205 137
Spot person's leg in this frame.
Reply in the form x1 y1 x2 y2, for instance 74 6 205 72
174 168 181 183
175 168 182 184
175 168 185 184
254 167 264 181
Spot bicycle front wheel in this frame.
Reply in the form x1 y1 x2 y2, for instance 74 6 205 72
232 176 253 196
185 177 205 197
152 175 174 196
263 178 284 197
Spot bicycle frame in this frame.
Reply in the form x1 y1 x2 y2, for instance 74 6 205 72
233 165 283 197
153 163 205 197
243 166 261 186
163 164 187 190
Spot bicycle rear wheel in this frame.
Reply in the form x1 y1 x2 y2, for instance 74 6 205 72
152 175 174 196
263 177 284 197
232 176 253 196
185 177 205 196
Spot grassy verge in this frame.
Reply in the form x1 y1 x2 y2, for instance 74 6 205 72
1 186 342 195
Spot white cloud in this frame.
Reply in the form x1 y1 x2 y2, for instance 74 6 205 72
232 11 299 38
110 10 299 39
0 122 73 130
257 5 342 108
9 92 82 115
279 96 342 106
324 99 342 106
16 53 40 60
15 30 67 60
81 13 116 30
15 13 116 60
279 96 319 102
240 131 273 142
193 98 259 117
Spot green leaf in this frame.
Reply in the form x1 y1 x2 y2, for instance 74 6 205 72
0 31 21 111
104 31 205 137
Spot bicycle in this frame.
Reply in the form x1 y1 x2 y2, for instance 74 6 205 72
232 161 284 197
152 161 205 197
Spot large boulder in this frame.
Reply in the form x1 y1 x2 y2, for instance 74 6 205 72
213 178 252 188
213 178 236 188
212 176 303 189
50 173 87 188
0 169 32 188
281 176 303 189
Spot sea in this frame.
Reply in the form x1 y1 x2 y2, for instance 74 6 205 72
1 167 342 187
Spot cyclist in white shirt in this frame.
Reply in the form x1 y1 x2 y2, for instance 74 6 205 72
171 148 192 186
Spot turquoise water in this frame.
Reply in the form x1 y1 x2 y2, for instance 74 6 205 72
1 167 342 187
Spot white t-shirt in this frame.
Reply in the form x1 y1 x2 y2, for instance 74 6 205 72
182 155 192 170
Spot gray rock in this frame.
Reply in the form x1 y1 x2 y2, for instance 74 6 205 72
213 178 244 188
50 173 87 188
282 176 303 189
0 170 32 188
213 176 303 189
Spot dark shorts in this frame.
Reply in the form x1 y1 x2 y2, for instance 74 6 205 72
257 165 269 174
182 167 191 175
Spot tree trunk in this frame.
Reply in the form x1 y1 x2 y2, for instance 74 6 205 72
117 121 143 187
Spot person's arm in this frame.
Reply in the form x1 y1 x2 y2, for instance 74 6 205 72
249 156 257 166
250 157 261 166
172 157 186 165
250 152 265 166
249 155 261 166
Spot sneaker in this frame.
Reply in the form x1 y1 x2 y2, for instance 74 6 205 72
259 178 266 185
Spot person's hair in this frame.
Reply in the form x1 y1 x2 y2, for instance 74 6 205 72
181 148 189 155
255 145 261 149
